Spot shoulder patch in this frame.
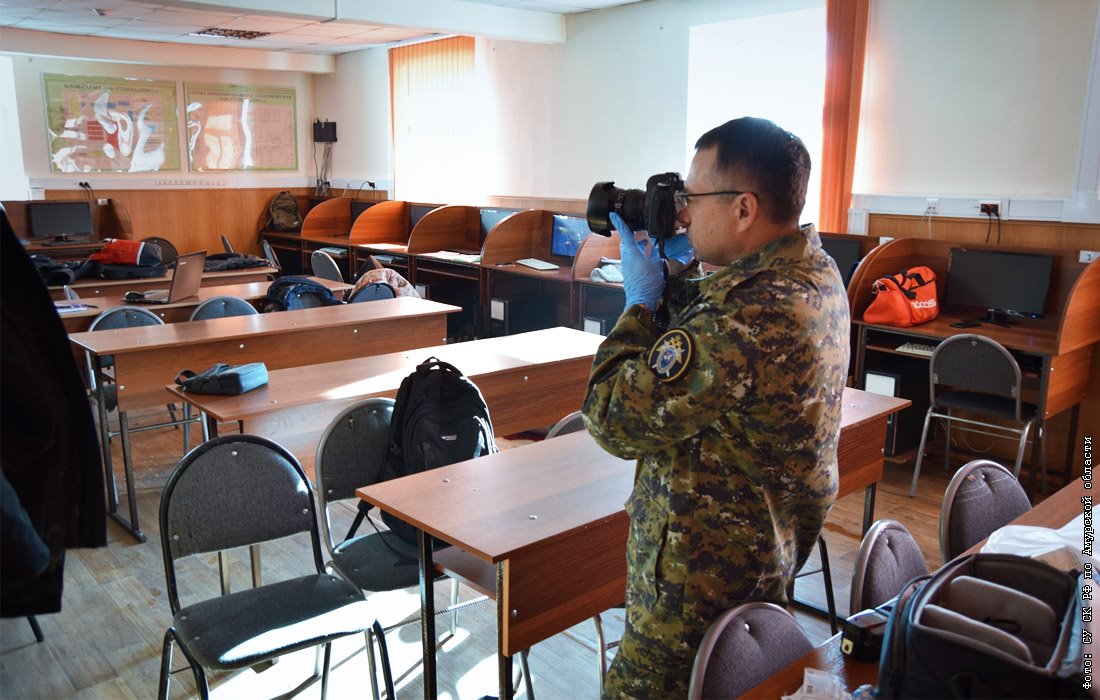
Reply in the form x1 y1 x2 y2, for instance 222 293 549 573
648 328 693 383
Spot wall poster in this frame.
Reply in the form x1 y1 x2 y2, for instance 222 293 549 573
185 82 298 172
43 73 181 173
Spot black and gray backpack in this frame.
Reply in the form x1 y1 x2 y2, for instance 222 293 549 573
268 191 302 232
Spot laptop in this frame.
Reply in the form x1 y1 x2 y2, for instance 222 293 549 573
125 251 206 304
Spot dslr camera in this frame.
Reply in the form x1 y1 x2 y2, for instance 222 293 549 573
586 172 683 242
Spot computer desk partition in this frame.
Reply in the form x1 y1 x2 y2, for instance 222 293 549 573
405 204 483 338
165 327 604 473
357 387 909 700
69 297 459 543
848 237 1100 486
55 277 352 332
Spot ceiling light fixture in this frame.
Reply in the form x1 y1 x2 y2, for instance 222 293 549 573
190 27 271 40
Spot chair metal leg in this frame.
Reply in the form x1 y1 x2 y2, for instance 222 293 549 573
366 629 380 700
182 403 191 452
26 615 44 643
373 620 396 699
817 536 838 634
1012 422 1033 481
320 643 332 700
910 408 935 498
450 577 460 636
158 629 175 700
517 649 534 699
592 614 607 694
943 408 952 473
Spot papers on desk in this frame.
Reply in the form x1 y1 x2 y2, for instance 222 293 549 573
783 668 870 700
56 302 96 314
981 513 1093 572
366 243 407 251
421 250 481 264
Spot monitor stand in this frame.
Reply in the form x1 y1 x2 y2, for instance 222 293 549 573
977 309 1017 327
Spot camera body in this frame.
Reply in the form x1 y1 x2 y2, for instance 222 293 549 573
587 172 683 241
840 608 890 661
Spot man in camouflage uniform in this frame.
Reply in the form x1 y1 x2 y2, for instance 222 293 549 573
583 117 850 698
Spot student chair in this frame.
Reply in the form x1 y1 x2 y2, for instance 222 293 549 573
939 459 1031 564
310 250 343 283
141 236 179 266
911 334 1041 497
261 240 281 272
347 281 395 303
687 602 813 699
157 434 394 700
219 234 235 253
850 519 928 613
188 295 258 321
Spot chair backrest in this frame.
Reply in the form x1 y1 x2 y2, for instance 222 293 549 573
314 398 395 551
159 434 324 613
850 519 929 613
940 459 1032 563
188 295 259 321
688 601 813 699
141 236 179 266
220 234 235 253
310 250 343 283
930 334 1024 417
88 305 163 331
546 410 586 439
261 240 281 271
347 281 395 303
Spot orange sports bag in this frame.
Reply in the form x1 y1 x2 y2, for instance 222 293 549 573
862 266 939 327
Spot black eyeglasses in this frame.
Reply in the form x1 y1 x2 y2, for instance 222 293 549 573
673 190 753 210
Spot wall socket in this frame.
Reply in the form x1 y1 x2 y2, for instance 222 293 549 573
1080 250 1100 264
925 198 939 214
979 199 1001 216
97 198 108 205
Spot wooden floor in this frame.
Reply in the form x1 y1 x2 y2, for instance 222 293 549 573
0 407 1049 699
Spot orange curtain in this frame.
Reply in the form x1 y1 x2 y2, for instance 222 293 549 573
819 0 870 233
389 36 476 200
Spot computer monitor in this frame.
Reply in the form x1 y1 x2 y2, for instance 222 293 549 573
27 201 94 240
408 204 437 233
820 236 862 288
550 215 590 258
943 247 1054 325
479 208 517 243
350 200 375 223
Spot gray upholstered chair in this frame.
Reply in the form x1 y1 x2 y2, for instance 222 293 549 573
310 250 343 283
87 306 192 451
62 284 80 300
157 434 394 700
687 601 813 699
546 409 586 438
141 236 179 266
261 240 281 271
850 519 929 614
940 459 1032 564
188 295 258 321
911 334 1041 497
347 281 395 303
219 234 235 253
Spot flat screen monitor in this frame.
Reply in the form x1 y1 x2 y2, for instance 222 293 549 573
408 204 437 233
550 215 591 258
479 208 517 243
27 200 94 240
944 248 1054 322
820 236 862 288
350 200 375 223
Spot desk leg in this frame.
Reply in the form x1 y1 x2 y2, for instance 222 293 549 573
113 411 146 543
497 562 514 700
92 362 118 514
419 530 437 700
862 484 877 536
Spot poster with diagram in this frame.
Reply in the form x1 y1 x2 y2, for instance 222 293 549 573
43 74 181 173
185 82 297 171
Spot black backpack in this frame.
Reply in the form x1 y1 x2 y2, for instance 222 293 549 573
268 191 302 232
380 358 497 544
878 552 1086 699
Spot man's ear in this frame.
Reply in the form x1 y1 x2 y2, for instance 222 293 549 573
733 192 758 231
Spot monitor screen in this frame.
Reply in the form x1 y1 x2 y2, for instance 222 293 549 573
350 200 375 223
944 248 1054 318
408 204 437 232
479 208 517 242
820 236 862 288
550 215 591 258
27 201 94 240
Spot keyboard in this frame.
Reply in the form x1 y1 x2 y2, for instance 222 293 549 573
896 342 937 357
515 258 559 271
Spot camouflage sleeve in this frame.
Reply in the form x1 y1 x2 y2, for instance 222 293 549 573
583 297 753 459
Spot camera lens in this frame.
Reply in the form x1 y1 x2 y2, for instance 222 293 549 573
587 181 647 236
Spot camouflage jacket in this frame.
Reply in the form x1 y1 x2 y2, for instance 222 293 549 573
583 225 850 605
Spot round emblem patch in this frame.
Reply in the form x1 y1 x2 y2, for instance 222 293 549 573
648 329 693 383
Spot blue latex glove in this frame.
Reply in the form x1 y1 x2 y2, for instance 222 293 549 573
612 212 664 311
657 233 695 265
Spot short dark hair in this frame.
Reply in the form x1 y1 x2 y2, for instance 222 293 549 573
694 117 810 224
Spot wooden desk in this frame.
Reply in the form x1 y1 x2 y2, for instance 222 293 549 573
165 327 604 472
744 478 1086 699
70 297 458 542
357 387 909 699
48 265 279 300
54 277 351 332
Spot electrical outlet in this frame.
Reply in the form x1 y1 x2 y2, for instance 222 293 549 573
1080 250 1100 264
979 199 1001 216
97 198 108 206
925 198 939 214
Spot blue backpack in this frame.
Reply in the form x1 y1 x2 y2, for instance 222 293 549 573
265 276 343 311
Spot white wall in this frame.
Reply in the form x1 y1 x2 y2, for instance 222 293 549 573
10 54 315 191
0 56 29 199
